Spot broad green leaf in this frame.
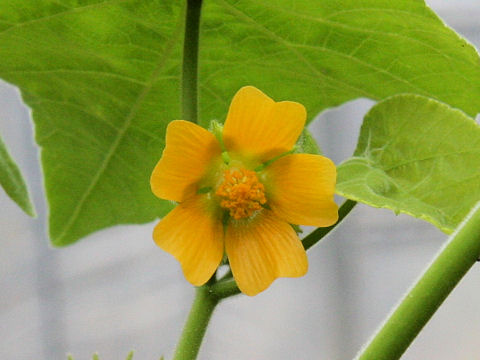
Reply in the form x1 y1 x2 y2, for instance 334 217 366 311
199 0 480 125
336 95 480 233
0 133 35 216
1 1 480 244
0 1 182 245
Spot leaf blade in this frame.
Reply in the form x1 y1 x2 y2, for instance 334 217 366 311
0 1 183 245
199 0 480 123
0 133 35 216
336 94 480 233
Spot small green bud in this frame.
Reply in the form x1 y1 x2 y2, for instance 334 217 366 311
197 186 213 194
221 151 231 164
295 129 322 155
209 120 226 150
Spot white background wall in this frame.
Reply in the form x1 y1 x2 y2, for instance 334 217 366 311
1 1 480 359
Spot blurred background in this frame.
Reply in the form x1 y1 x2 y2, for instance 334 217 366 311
1 1 480 359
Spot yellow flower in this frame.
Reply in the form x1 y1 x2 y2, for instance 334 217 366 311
150 86 338 296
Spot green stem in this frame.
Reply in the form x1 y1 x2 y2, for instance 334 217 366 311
182 0 203 123
357 201 480 360
302 199 356 250
211 277 241 299
173 286 219 360
173 2 213 358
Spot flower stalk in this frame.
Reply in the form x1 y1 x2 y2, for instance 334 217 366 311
357 201 480 360
302 199 356 250
172 285 219 360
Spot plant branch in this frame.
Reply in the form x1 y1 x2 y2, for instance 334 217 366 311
182 0 203 123
172 285 219 360
302 199 356 250
357 201 480 360
172 3 211 358
211 277 241 299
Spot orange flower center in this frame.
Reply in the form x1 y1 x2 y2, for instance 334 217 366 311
215 168 267 219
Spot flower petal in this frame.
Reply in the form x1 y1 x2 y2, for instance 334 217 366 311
153 195 224 286
265 154 338 227
223 86 306 162
225 210 308 296
151 120 221 202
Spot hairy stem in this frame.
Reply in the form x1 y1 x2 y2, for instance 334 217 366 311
182 0 203 123
173 286 219 360
357 201 480 360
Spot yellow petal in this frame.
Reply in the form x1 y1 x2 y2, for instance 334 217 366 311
223 86 306 162
151 120 221 202
225 210 308 296
264 154 338 227
153 195 224 286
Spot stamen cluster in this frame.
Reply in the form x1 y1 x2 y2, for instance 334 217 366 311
216 168 267 219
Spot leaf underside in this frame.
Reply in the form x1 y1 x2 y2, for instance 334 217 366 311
0 0 479 244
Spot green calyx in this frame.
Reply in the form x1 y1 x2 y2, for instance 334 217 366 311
209 120 226 150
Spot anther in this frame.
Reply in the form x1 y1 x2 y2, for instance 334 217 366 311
215 169 266 219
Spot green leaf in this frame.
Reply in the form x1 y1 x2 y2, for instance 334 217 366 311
1 1 480 244
199 0 480 124
0 1 182 245
295 129 322 155
336 94 480 233
0 133 35 216
126 351 134 360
